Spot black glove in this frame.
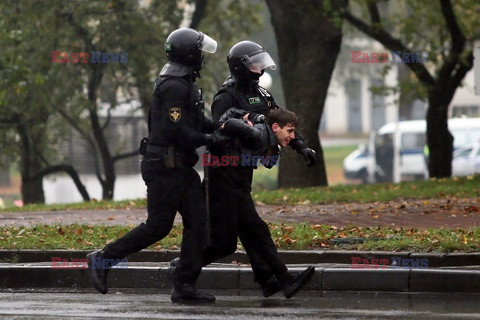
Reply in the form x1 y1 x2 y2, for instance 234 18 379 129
205 131 230 149
300 148 316 167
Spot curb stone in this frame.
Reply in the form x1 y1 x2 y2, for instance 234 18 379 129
2 250 480 267
1 264 480 293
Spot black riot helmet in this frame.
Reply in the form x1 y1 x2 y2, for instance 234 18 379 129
227 41 276 82
165 28 217 71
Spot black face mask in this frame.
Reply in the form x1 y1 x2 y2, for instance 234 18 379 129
247 69 264 82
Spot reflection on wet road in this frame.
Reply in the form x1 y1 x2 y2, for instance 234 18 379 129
0 289 480 319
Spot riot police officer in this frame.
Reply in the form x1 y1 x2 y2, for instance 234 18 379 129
202 41 316 298
86 28 224 303
211 41 316 163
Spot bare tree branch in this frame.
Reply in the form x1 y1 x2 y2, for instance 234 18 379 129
436 0 469 86
343 9 436 86
24 164 90 201
440 0 465 53
57 109 105 186
367 2 381 26
189 0 208 30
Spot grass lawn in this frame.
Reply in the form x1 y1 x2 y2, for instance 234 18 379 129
1 174 479 212
1 223 480 253
1 154 479 253
251 144 357 190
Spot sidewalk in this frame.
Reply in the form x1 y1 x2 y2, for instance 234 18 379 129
1 250 480 293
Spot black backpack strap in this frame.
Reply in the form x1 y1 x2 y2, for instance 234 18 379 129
257 85 279 110
215 83 243 109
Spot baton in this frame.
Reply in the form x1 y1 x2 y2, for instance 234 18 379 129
203 150 210 246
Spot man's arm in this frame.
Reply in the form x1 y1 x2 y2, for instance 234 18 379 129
222 118 265 147
267 96 316 166
289 132 316 167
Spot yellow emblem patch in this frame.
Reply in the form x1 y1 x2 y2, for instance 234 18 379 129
169 107 181 123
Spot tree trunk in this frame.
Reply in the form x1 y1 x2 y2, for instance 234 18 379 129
426 87 455 178
266 0 347 187
89 107 116 200
21 176 45 204
87 65 116 200
17 121 45 204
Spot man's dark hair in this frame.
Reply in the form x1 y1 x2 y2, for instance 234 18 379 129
267 108 298 128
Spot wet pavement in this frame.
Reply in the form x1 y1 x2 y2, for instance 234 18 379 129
0 289 480 319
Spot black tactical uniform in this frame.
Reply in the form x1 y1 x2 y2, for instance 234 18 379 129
202 41 316 298
87 28 222 303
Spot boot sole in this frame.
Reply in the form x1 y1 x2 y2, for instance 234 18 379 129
284 266 315 299
263 283 283 298
87 252 108 295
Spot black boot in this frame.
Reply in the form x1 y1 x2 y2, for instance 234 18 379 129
168 257 180 282
282 266 315 299
171 282 215 303
86 250 109 294
261 277 283 298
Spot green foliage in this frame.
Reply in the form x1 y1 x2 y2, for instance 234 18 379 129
2 222 480 252
0 198 146 213
0 0 262 202
252 144 358 191
253 174 480 205
342 0 479 105
0 223 180 250
252 166 278 190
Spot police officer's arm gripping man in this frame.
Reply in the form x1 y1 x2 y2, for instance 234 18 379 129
211 40 316 167
221 118 266 149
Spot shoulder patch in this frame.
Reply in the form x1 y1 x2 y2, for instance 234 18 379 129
248 97 261 104
169 107 181 123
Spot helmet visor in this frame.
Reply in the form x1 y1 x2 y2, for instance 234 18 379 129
198 32 217 53
242 51 277 73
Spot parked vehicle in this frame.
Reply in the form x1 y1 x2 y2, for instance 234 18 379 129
343 117 480 183
452 141 480 176
342 143 374 184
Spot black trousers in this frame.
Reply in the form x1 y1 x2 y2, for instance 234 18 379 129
202 166 287 285
103 156 207 285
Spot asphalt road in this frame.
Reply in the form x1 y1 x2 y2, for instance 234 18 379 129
1 289 480 319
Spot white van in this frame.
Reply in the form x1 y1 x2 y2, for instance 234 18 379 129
364 118 480 183
452 141 480 176
344 118 480 183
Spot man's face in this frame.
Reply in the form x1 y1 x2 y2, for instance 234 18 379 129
272 123 296 147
